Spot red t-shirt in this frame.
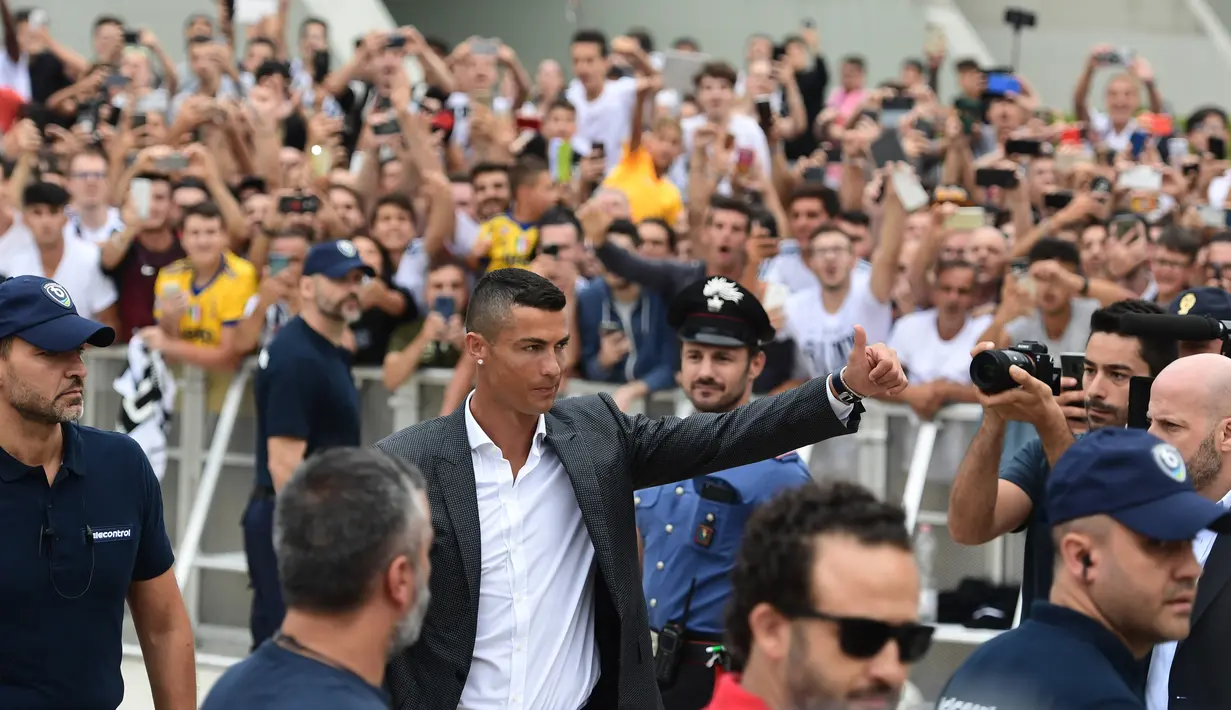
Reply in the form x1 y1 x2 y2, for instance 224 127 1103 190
703 674 771 710
110 232 185 342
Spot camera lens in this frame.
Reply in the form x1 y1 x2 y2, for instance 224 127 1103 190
970 349 1037 394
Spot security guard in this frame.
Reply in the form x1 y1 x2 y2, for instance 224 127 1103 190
1168 286 1231 358
247 240 373 649
937 428 1231 710
0 275 195 709
637 276 813 710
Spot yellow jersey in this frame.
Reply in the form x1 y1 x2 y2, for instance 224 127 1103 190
154 251 258 346
477 213 538 273
602 145 683 225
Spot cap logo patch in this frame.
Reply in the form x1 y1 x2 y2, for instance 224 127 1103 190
1152 443 1186 482
337 240 358 258
42 282 72 309
703 277 743 313
1178 293 1196 315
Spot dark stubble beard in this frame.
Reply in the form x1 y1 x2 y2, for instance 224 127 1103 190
7 372 83 425
1187 430 1222 495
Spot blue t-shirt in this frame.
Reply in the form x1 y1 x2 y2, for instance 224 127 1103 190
937 602 1146 710
255 316 362 489
202 641 389 710
999 435 1053 620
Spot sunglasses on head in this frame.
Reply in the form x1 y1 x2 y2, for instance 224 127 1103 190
782 607 934 663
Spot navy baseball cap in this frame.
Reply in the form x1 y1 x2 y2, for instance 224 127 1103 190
302 240 376 279
1169 286 1231 320
0 276 115 351
1048 428 1231 541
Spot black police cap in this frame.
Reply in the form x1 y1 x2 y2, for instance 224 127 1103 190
667 276 775 348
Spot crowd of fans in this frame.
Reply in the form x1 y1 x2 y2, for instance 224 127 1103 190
0 0 1224 428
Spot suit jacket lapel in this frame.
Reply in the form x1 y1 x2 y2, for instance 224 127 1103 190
545 413 625 614
1193 532 1231 627
435 408 482 611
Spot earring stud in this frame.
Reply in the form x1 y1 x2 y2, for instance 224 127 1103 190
477 359 484 365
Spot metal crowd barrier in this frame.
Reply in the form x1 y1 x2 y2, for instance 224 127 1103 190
79 350 1014 679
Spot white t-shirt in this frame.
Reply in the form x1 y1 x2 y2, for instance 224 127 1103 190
1088 107 1138 153
888 309 994 384
64 206 125 244
393 239 429 313
762 243 871 295
0 215 33 264
447 91 514 154
0 51 31 101
564 76 638 172
0 236 117 320
671 112 771 195
781 280 893 380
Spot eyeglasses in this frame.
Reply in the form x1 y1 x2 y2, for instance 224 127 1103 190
781 607 934 663
71 171 107 181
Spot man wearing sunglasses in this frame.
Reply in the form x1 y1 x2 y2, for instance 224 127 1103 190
939 428 1231 710
708 481 932 710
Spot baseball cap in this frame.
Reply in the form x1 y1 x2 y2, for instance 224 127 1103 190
302 240 376 279
0 276 115 351
1048 428 1231 541
1169 286 1231 321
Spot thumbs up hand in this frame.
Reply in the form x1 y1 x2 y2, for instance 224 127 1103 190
841 325 908 398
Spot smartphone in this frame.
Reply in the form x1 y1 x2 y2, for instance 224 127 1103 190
1060 126 1084 145
822 141 843 164
736 148 755 173
154 153 189 172
592 143 607 160
1060 354 1085 391
1099 47 1135 66
975 167 1019 189
1127 376 1154 430
890 167 929 212
471 38 498 57
1090 175 1113 195
373 119 401 136
1004 138 1042 157
985 72 1021 96
433 295 456 320
105 74 130 90
515 115 543 132
945 206 986 231
123 29 141 45
309 144 331 178
1116 165 1163 192
27 8 47 28
1198 204 1226 228
268 253 291 276
1109 215 1141 241
1129 131 1149 160
130 178 152 220
755 97 774 127
1044 190 1074 210
771 44 786 62
599 320 624 335
801 166 827 182
386 34 407 49
1009 257 1030 278
1211 136 1226 160
278 195 320 214
130 112 147 130
882 95 915 112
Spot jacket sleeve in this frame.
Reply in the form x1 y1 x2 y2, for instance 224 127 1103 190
595 241 698 299
614 374 859 489
578 287 617 382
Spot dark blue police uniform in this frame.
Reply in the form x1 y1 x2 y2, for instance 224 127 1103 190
246 241 371 648
938 429 1231 710
201 641 389 710
0 275 174 710
640 276 815 710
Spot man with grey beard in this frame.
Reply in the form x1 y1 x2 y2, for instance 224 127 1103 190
203 447 434 710
1144 353 1231 710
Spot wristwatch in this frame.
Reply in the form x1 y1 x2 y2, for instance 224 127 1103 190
829 367 866 406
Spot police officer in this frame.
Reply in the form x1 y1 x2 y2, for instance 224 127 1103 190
246 240 373 649
1168 285 1231 358
0 275 195 709
937 428 1231 710
637 276 814 710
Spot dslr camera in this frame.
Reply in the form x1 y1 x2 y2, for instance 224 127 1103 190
970 340 1060 395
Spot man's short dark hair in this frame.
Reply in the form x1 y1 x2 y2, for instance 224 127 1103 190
134 171 172 186
1156 226 1201 262
837 210 871 228
509 157 549 194
726 482 910 667
902 58 924 73
92 15 123 32
570 29 608 57
1026 237 1081 270
708 195 751 231
693 61 738 89
787 183 839 221
181 200 223 225
276 448 428 614
626 28 653 53
248 36 276 53
1186 106 1228 134
465 268 567 339
172 176 208 194
955 58 981 74
470 161 511 183
672 37 700 51
639 217 676 250
546 97 576 115
1089 299 1178 377
935 259 977 279
841 55 866 71
300 17 327 36
374 193 416 223
539 206 580 235
23 181 70 210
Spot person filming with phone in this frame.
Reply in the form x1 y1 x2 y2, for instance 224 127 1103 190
949 299 1178 619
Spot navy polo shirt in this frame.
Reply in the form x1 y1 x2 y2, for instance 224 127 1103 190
202 641 389 710
937 602 1146 710
255 317 361 490
0 423 174 710
1000 435 1054 620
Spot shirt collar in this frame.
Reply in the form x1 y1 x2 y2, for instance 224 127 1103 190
1028 602 1143 687
0 422 85 482
706 674 772 710
463 390 547 456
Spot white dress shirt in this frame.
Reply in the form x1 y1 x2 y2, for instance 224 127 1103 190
1146 488 1231 710
459 383 854 709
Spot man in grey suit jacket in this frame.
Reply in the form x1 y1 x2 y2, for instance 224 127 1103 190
377 269 907 710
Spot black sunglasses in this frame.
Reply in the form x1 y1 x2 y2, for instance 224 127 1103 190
782 607 934 663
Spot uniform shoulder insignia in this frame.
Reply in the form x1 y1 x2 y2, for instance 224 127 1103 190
774 452 800 462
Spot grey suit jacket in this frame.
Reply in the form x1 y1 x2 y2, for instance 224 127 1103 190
376 375 857 710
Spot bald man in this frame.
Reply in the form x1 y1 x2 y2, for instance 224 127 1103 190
1144 352 1231 710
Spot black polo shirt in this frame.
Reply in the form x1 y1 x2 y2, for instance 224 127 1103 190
937 602 1146 710
0 423 174 710
255 317 361 490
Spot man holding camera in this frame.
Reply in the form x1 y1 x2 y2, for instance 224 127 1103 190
949 299 1178 618
1144 353 1231 709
